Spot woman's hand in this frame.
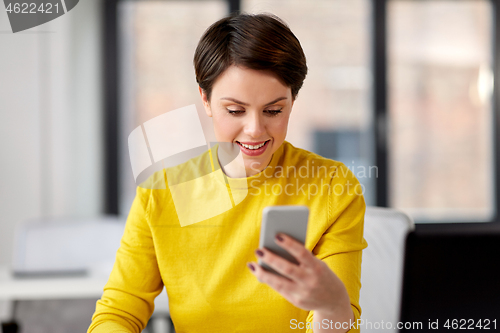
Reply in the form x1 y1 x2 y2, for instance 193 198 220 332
247 233 354 331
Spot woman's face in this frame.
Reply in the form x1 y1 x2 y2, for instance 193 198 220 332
199 65 294 177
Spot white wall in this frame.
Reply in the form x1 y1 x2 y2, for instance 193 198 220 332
0 0 103 266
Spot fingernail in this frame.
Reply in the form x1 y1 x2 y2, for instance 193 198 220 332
247 263 255 271
276 234 284 242
255 249 264 257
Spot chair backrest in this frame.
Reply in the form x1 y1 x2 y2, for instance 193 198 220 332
359 206 414 332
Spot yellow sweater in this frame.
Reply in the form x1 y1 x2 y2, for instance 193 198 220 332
88 140 367 333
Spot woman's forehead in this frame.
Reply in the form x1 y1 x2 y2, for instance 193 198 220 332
212 66 291 100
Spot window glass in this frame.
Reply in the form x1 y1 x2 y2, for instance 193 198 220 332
388 0 494 222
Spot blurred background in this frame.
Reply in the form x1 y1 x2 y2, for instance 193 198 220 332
0 0 498 332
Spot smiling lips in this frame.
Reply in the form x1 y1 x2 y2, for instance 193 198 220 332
236 140 270 156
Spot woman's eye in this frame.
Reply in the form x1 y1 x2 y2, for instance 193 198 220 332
265 109 282 116
226 109 283 116
227 109 244 115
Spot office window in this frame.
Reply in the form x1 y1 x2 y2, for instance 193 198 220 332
118 1 228 214
387 0 495 222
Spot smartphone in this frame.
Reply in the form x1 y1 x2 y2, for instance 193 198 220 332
258 205 309 276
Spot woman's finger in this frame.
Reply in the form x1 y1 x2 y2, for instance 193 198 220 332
274 233 316 266
254 248 306 282
247 261 295 296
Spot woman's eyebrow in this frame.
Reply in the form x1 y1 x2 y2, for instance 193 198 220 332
220 97 287 106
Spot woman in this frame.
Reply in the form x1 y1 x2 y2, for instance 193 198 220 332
88 12 367 333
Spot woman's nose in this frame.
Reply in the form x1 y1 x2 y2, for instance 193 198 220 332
244 112 266 138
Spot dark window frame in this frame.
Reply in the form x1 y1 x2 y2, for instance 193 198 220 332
103 0 120 215
103 0 500 228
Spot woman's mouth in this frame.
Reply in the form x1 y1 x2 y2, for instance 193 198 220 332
235 140 270 156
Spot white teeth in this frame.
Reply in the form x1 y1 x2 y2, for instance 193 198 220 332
239 141 267 149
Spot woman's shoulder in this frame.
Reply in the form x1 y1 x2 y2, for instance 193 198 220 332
280 140 352 178
279 141 363 187
137 147 214 190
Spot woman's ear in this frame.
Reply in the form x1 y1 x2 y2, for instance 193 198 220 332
199 86 212 117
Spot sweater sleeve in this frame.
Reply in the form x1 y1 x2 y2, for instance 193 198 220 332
87 186 164 333
306 163 368 333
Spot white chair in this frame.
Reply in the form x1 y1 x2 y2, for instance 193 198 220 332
359 207 415 332
11 216 126 276
5 216 171 333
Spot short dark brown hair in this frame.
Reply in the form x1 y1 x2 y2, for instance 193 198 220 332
193 12 308 103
